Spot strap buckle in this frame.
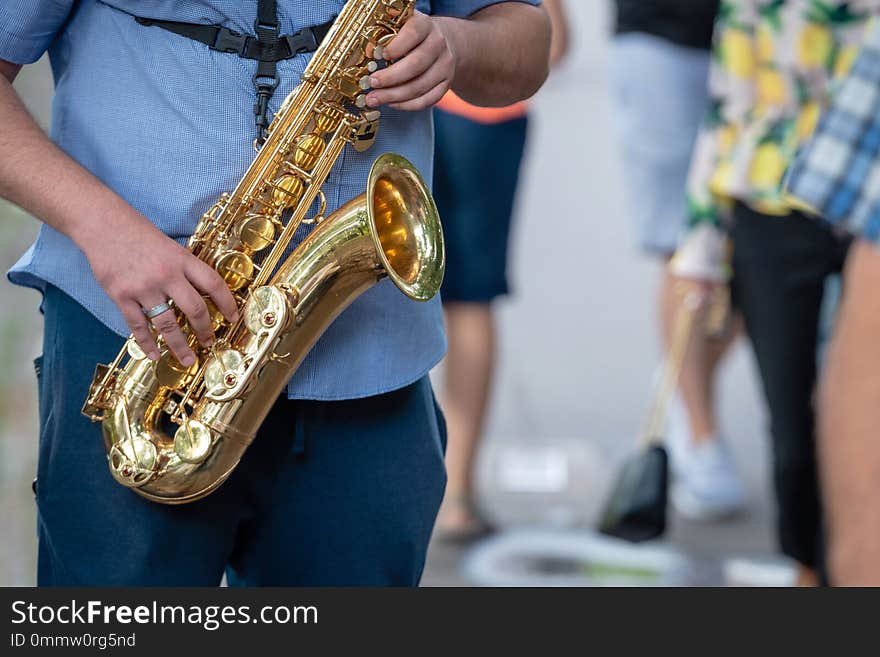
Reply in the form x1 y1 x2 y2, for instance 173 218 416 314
252 73 280 96
252 17 281 146
253 73 280 146
284 27 319 56
213 27 248 54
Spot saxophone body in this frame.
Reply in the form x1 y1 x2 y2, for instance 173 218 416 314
81 0 445 504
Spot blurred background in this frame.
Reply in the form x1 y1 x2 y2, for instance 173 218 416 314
1 2 785 586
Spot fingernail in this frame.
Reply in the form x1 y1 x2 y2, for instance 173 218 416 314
205 338 214 348
183 355 195 367
149 351 160 361
366 94 379 107
370 76 381 88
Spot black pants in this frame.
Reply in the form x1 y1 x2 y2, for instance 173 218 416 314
731 202 851 569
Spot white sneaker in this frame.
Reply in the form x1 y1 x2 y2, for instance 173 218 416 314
666 394 747 520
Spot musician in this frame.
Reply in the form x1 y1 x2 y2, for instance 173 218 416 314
0 1 551 586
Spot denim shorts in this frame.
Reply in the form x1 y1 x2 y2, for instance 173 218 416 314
433 108 528 302
33 284 447 585
611 33 711 255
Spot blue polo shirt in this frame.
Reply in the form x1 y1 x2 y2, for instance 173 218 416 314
0 0 540 400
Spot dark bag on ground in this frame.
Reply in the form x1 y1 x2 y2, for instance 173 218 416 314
595 289 701 544
598 444 668 542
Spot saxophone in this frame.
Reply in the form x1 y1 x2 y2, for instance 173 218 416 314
81 0 445 504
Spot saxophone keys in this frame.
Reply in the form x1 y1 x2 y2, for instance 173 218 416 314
203 297 227 332
108 436 158 488
173 420 214 465
244 286 288 335
155 351 200 390
337 69 366 98
237 213 276 252
214 250 254 291
270 174 305 210
372 34 397 62
81 363 117 420
384 0 410 18
352 116 380 152
127 340 147 360
363 27 393 61
313 103 344 134
203 349 245 393
292 134 327 171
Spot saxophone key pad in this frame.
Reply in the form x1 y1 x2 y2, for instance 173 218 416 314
127 340 147 361
174 420 213 465
108 435 158 488
244 286 288 335
204 349 245 394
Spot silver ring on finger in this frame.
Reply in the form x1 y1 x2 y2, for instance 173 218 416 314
142 299 174 320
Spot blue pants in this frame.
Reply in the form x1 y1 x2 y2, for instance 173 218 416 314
34 285 447 586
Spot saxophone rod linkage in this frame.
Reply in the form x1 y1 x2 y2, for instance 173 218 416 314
252 123 350 289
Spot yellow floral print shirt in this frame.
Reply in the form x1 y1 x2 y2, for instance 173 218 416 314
673 0 877 281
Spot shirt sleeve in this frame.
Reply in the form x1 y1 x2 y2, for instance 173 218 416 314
431 0 541 18
671 109 734 282
671 6 751 283
786 21 880 244
0 1 76 65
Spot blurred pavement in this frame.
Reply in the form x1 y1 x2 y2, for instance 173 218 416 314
1 3 778 587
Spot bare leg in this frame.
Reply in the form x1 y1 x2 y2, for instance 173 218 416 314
437 302 496 533
661 267 739 442
819 241 880 585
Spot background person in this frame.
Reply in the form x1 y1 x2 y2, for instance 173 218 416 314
786 21 880 585
611 0 747 520
433 0 569 540
671 0 877 586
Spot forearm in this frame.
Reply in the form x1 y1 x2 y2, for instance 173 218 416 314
0 64 152 251
437 3 551 106
543 0 569 67
819 241 880 585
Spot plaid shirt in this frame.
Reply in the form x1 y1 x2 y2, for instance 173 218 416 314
787 20 880 242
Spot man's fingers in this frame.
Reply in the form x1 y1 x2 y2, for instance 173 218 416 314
388 79 450 111
380 12 431 61
168 282 215 347
148 306 195 367
369 60 448 107
371 34 445 92
120 302 161 361
184 258 239 323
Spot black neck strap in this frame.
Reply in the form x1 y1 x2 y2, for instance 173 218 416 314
252 0 280 146
133 0 333 144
